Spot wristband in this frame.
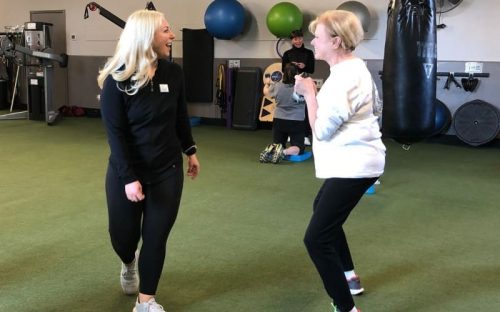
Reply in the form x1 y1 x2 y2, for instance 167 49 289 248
184 145 197 156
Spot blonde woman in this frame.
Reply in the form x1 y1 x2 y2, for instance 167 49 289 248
98 9 199 312
295 10 386 312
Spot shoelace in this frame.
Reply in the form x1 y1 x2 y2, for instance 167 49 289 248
146 299 165 312
122 266 137 279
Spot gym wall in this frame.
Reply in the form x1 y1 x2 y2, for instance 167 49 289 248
1 0 500 125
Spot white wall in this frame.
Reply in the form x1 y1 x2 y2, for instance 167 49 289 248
1 0 498 61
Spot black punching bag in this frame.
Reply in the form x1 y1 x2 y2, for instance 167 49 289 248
382 0 437 144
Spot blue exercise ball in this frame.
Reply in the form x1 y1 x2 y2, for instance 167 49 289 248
337 1 371 32
204 0 245 40
266 2 303 38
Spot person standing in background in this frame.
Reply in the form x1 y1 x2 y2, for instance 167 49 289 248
282 29 315 145
294 10 386 312
282 29 315 75
98 9 200 312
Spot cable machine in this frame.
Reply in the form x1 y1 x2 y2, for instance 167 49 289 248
83 2 170 61
0 22 67 124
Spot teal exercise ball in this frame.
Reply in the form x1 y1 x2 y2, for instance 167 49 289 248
266 2 303 38
204 0 245 40
337 1 371 32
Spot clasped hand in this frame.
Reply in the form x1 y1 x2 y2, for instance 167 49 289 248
292 61 305 69
125 181 145 202
294 74 315 99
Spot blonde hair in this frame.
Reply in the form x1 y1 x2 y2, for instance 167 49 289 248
309 10 364 51
97 9 165 95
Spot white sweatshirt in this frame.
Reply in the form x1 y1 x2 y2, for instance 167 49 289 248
312 58 386 179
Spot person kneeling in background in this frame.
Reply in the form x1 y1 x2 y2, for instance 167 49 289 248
260 63 306 164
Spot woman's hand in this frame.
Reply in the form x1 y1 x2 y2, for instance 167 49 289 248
293 61 306 69
294 75 316 99
263 77 275 96
187 154 200 180
125 180 145 202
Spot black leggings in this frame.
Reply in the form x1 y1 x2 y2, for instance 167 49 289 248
272 118 306 154
304 177 377 312
105 164 183 295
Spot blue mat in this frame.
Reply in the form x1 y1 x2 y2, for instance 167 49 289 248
285 151 313 162
190 117 201 127
365 184 375 195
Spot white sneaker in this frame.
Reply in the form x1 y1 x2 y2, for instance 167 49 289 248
121 250 139 295
133 297 165 312
304 137 311 146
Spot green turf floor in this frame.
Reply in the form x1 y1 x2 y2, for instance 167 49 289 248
0 117 499 311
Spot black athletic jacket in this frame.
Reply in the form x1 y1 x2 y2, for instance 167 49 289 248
100 59 195 185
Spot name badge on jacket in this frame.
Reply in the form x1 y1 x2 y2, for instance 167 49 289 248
159 84 169 93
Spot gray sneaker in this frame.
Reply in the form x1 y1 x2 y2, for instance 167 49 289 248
133 297 165 312
121 250 139 295
347 275 364 295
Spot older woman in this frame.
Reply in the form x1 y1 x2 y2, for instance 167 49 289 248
295 10 386 312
